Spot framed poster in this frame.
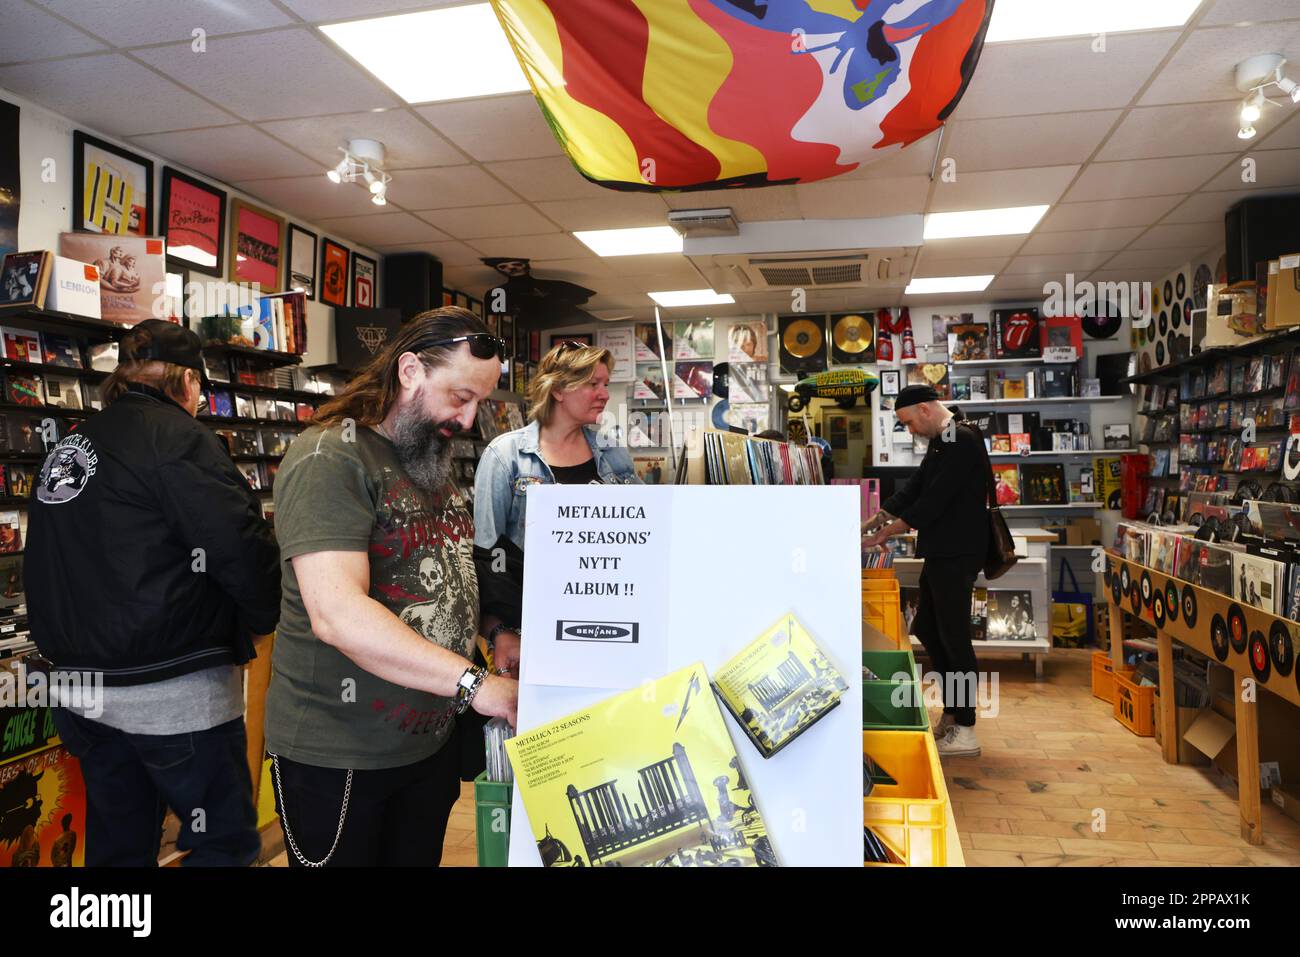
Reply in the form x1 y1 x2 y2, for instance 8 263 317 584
0 251 52 311
160 167 225 276
880 369 900 396
228 199 283 290
286 224 317 300
58 232 166 325
320 237 349 308
73 131 153 237
350 252 377 309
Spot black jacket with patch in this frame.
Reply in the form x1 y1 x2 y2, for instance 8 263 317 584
24 383 281 686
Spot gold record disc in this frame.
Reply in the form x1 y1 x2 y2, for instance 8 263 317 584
832 314 872 354
783 318 823 358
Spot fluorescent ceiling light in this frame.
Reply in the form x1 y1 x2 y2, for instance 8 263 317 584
320 5 528 104
924 205 1050 240
648 289 735 307
904 276 995 295
574 226 683 257
986 0 1202 42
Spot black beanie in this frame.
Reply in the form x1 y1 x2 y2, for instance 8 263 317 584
895 384 939 410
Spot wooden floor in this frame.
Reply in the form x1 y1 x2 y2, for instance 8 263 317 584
266 648 1300 868
940 648 1300 867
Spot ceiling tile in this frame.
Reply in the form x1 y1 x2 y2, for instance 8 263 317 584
130 125 320 182
1100 246 1212 271
0 5 105 63
1097 102 1286 161
535 195 671 231
919 236 1027 260
1087 268 1165 285
945 112 1120 171
928 165 1080 212
277 0 460 21
1141 21 1300 105
233 175 390 220
133 30 399 122
596 253 700 278
835 133 941 180
256 109 465 170
483 156 602 203
0 54 236 136
1257 111 1300 151
1158 187 1294 223
416 203 561 239
1202 0 1300 25
1128 222 1224 250
1039 196 1185 231
795 176 931 218
314 211 449 246
1062 154 1235 202
416 94 560 161
33 0 292 46
375 240 486 267
1003 252 1111 275
913 257 1010 278
953 31 1182 119
468 233 589 261
389 165 520 209
662 186 802 221
1199 147 1300 191
1019 227 1146 255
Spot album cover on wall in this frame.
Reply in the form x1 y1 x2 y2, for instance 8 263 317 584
987 590 1035 641
991 463 1021 505
992 308 1041 359
1020 463 1066 505
906 362 950 399
632 363 666 401
948 322 989 362
829 312 875 364
778 314 827 377
673 319 714 360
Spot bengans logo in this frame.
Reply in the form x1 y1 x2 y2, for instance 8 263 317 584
555 621 639 644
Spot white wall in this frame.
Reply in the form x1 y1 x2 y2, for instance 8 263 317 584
5 86 382 368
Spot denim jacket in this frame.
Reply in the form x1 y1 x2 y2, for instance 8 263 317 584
473 419 641 550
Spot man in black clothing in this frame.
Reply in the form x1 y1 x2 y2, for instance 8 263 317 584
25 320 281 865
863 385 988 757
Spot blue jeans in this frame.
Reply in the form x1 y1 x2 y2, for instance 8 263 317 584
52 709 260 867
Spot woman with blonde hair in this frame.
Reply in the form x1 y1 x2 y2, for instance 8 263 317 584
473 340 640 673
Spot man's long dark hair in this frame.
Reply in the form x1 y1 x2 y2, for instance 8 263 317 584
313 307 493 428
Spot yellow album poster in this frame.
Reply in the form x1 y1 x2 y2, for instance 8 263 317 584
505 663 777 868
712 613 848 758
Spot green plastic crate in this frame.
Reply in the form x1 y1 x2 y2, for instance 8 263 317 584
473 772 513 868
861 650 929 732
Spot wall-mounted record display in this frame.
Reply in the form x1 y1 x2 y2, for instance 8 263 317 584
778 314 828 377
1082 308 1121 340
1165 582 1179 622
1194 263 1212 310
829 312 875 364
1271 620 1294 677
1158 311 1168 337
1176 272 1187 300
1164 280 1174 305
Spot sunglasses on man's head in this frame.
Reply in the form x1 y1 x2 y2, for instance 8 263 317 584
419 333 506 360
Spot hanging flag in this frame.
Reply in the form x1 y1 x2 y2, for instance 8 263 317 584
491 0 993 191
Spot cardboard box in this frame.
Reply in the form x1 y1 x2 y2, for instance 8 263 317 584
1183 707 1236 760
1065 517 1102 546
1264 259 1279 329
1272 253 1300 330
44 255 101 319
1153 693 1211 767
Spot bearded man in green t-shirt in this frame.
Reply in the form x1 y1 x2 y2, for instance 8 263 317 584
266 307 517 867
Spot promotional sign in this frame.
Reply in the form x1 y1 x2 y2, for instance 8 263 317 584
595 327 635 383
511 484 861 867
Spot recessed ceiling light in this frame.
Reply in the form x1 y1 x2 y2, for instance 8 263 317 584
320 5 529 104
575 227 683 257
924 205 1050 240
648 289 735 307
904 276 995 295
986 0 1202 42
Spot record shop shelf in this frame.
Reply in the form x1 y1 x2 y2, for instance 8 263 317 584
862 730 950 867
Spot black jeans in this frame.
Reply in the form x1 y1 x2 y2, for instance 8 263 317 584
913 556 981 728
52 709 260 867
271 740 461 867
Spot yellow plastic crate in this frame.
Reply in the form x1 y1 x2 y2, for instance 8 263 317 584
862 730 950 867
1113 671 1156 737
862 570 904 649
1090 651 1130 703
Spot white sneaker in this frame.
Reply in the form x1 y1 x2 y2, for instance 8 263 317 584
931 712 955 740
936 724 981 758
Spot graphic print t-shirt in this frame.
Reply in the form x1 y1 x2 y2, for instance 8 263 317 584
265 426 479 769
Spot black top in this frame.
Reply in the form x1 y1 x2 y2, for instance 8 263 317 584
881 420 989 561
549 458 599 484
25 383 281 685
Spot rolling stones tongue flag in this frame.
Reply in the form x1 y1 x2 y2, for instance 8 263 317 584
490 0 994 191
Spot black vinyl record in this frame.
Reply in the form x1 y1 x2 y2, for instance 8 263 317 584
1158 311 1168 337
1270 621 1294 677
1176 273 1187 300
1155 341 1165 366
1082 310 1121 340
1164 280 1175 305
1228 605 1248 654
1140 571 1152 607
1283 435 1300 481
1248 630 1271 682
1130 582 1142 615
1171 303 1182 329
1183 299 1194 322
1171 302 1182 329
1111 570 1123 605
1103 567 1113 589
1194 264 1212 310
1210 613 1230 661
1153 590 1166 628
1120 565 1131 592
1182 586 1197 628
1165 582 1179 622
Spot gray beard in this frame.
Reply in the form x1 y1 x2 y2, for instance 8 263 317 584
390 403 454 493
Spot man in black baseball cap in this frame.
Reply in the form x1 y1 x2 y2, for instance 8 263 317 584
862 383 989 758
25 318 280 865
